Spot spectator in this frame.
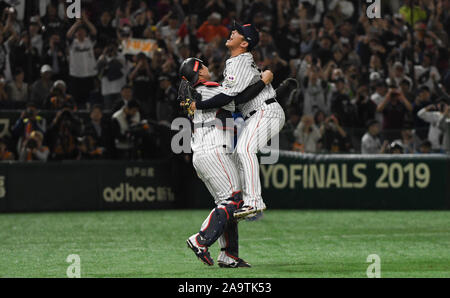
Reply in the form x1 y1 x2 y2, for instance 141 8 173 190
414 52 441 93
412 86 433 140
293 114 321 153
30 64 53 107
319 114 352 153
418 140 432 154
46 80 76 111
96 10 116 49
399 0 427 25
279 106 301 150
155 75 178 126
40 2 65 41
417 101 449 151
302 64 330 116
387 61 413 91
377 87 413 141
66 12 98 108
83 104 112 158
42 33 68 81
12 102 46 153
112 85 134 113
28 17 43 56
370 80 388 123
0 138 14 161
388 140 405 154
46 108 82 160
12 31 40 84
196 12 229 43
330 78 358 131
355 85 377 132
76 134 106 160
0 76 9 108
394 127 416 154
111 99 143 159
361 120 388 154
0 23 16 82
6 68 28 106
97 42 128 110
19 130 49 161
128 52 155 118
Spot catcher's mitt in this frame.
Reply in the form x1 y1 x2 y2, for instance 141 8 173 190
177 80 201 118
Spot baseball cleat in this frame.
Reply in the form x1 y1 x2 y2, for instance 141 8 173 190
218 258 252 268
234 205 265 219
186 234 214 266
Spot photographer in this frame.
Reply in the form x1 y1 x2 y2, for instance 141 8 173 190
355 85 377 133
45 80 76 111
76 135 106 160
128 52 154 118
12 102 46 153
46 107 82 160
319 114 352 153
293 114 321 153
417 101 449 151
97 42 128 110
42 33 68 82
111 99 149 159
19 130 49 162
377 86 413 141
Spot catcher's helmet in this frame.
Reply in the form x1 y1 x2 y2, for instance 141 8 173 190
179 58 204 85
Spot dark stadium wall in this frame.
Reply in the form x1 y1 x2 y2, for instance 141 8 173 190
0 153 449 212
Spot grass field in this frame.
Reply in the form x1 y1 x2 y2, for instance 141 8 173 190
0 210 449 278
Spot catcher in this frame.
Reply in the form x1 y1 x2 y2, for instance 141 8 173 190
178 57 273 267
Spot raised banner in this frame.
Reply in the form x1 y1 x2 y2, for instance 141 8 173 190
122 38 158 57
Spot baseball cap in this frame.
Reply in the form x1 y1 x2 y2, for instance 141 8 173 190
40 64 53 74
232 21 260 51
370 72 381 81
53 80 66 89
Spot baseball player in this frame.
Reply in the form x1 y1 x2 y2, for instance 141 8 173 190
190 22 286 220
179 58 273 267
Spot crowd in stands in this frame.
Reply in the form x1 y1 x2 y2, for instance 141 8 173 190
0 0 448 162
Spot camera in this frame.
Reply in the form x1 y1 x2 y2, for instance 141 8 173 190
127 120 150 138
26 138 38 150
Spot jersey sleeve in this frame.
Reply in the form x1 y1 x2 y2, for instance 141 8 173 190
221 56 256 96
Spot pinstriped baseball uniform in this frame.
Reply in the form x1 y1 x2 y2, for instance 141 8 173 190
191 83 241 264
191 84 239 205
222 52 286 209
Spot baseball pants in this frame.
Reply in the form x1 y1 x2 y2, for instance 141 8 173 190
234 102 286 209
193 149 242 262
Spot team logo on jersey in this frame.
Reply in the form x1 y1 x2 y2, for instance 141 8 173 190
223 74 236 88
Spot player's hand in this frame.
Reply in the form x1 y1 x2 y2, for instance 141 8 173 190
190 101 196 111
261 70 273 85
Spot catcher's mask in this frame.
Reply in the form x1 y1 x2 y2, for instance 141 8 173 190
179 57 204 85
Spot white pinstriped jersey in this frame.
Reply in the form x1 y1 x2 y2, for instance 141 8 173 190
221 52 276 117
191 84 234 153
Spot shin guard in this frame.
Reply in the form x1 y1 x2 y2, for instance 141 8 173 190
197 191 243 248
